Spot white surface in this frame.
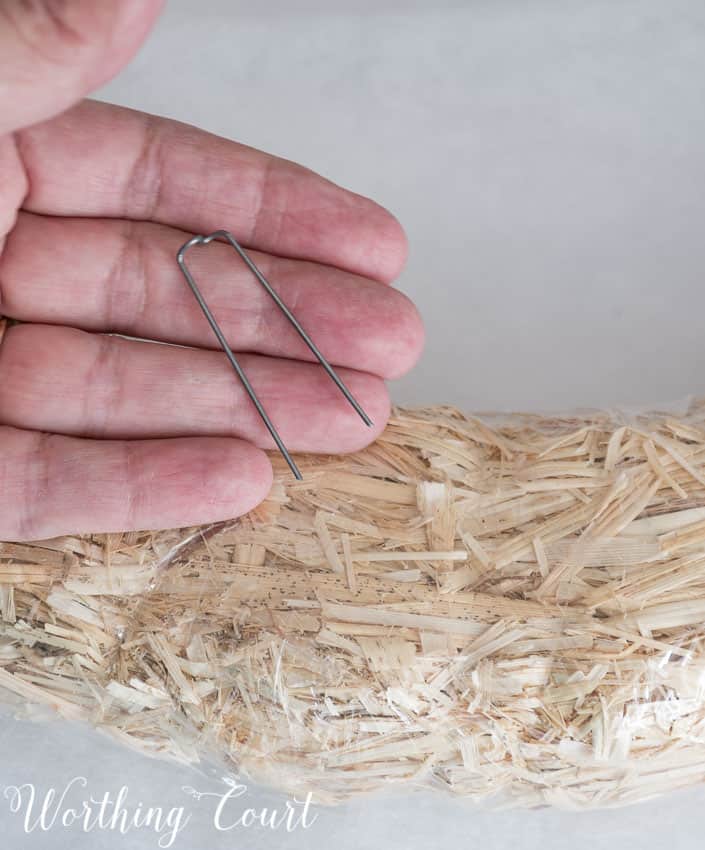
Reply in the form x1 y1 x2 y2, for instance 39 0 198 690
3 0 705 847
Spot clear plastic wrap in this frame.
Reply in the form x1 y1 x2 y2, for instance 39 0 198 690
3 400 705 809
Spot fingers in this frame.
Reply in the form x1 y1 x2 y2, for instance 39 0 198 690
0 324 391 453
0 424 272 541
0 1 164 134
16 100 408 283
0 213 424 380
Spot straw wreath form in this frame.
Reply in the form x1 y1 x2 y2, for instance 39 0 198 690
3 402 705 808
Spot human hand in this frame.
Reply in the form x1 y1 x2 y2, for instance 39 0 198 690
0 1 424 541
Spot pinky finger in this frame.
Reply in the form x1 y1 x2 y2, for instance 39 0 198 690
0 427 273 541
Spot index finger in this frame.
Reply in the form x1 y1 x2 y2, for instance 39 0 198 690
16 100 409 283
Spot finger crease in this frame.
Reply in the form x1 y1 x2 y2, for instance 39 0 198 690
131 226 150 327
124 114 165 221
104 221 148 331
104 222 132 330
0 1 87 68
87 335 124 437
17 431 53 541
41 1 87 48
249 157 278 246
121 442 143 530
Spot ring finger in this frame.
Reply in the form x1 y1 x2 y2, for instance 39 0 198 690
0 324 390 453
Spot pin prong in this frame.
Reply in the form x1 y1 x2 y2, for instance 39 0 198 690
206 231 373 427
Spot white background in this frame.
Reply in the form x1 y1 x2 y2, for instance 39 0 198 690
3 0 705 847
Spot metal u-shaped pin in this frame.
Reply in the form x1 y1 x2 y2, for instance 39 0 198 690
176 230 373 480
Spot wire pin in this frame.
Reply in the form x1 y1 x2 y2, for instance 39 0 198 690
177 230 373 480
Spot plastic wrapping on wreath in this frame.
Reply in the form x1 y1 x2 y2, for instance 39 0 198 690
3 399 705 809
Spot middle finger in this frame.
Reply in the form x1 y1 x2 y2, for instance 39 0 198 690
0 213 424 380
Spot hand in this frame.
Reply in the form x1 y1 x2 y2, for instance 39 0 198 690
0 1 424 541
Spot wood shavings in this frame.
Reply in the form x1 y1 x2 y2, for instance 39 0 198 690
3 402 705 808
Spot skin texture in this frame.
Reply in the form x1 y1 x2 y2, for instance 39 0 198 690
0 0 424 540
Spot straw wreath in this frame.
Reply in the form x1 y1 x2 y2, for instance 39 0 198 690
3 401 705 808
